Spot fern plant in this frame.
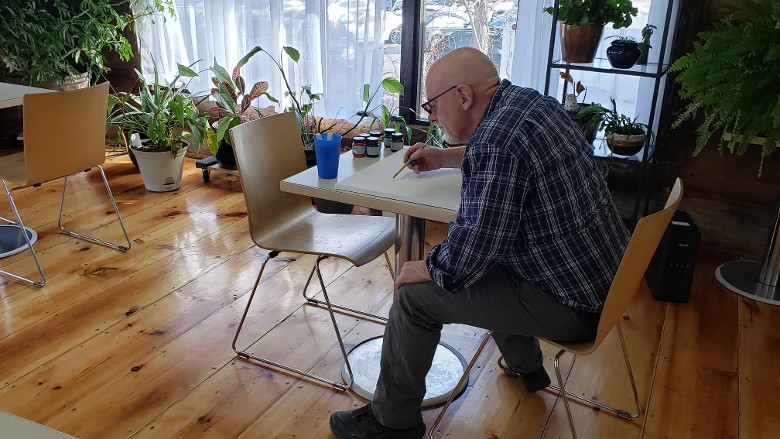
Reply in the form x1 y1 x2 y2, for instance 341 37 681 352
670 0 780 174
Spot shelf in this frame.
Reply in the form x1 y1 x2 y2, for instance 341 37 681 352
551 58 671 78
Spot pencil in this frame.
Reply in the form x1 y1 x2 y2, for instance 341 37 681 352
392 143 428 179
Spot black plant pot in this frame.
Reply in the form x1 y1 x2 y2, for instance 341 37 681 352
606 40 641 69
215 141 238 170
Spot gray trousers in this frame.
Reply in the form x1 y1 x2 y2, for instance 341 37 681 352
372 264 600 429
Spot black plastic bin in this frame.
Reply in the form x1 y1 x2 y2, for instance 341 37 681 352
646 210 701 302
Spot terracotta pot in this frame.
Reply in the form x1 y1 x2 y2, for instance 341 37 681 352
560 24 604 63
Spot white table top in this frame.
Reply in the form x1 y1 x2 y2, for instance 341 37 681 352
281 147 461 223
0 82 52 109
0 410 76 438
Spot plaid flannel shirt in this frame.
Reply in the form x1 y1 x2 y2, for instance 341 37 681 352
426 80 630 313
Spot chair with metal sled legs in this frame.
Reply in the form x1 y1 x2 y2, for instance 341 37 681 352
0 83 131 288
430 178 683 439
229 112 396 391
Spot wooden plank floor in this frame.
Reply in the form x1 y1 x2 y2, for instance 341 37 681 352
0 155 777 438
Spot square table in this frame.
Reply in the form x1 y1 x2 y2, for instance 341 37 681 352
0 82 51 262
281 147 470 406
0 82 52 109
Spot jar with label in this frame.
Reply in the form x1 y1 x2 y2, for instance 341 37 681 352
370 130 383 143
390 132 404 152
366 136 380 158
383 128 395 147
352 136 366 158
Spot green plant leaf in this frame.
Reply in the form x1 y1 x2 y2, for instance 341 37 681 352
283 46 300 62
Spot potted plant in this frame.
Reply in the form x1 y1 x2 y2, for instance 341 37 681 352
636 24 657 65
543 0 639 63
605 36 642 69
107 61 213 192
0 0 171 88
670 0 779 175
208 50 273 170
559 72 598 143
543 0 638 63
577 98 648 155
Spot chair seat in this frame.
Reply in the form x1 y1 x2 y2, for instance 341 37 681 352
256 210 396 267
544 338 597 356
0 150 27 187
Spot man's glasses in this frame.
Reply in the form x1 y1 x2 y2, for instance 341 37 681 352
421 85 457 113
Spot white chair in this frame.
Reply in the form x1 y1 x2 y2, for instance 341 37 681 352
229 112 396 390
430 178 684 438
0 83 130 287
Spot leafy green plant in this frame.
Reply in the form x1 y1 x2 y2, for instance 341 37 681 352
670 0 780 173
641 24 657 47
0 0 172 86
543 0 638 28
208 50 273 156
239 46 323 145
577 98 648 135
107 61 212 157
342 77 406 139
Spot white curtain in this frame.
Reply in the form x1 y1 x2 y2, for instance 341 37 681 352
511 0 680 132
134 0 386 119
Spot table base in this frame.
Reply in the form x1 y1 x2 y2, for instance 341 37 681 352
0 225 37 259
342 336 469 407
716 260 780 306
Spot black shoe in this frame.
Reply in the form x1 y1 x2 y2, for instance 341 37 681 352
498 356 551 393
329 404 425 439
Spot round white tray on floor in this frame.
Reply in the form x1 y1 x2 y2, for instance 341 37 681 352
0 225 38 259
342 336 469 407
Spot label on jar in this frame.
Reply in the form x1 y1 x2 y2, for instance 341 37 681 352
383 128 395 147
366 136 380 158
352 136 366 158
391 132 404 152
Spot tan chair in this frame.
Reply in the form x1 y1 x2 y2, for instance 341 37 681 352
229 112 395 391
430 178 684 439
0 83 131 287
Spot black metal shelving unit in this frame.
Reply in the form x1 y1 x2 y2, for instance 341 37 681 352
542 0 680 223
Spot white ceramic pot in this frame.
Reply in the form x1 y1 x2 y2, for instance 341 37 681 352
131 148 187 192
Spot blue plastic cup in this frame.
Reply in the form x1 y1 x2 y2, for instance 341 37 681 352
314 133 342 179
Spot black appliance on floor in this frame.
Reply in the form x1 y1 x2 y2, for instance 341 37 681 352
646 210 701 302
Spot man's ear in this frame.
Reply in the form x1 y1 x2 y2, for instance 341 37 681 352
457 85 474 110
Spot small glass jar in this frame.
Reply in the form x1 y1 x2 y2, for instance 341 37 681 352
366 136 380 158
370 130 383 143
352 136 366 158
390 132 404 152
383 128 395 147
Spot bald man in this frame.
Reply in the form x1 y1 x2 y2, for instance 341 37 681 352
330 48 630 439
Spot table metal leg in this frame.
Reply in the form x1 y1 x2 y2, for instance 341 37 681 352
344 214 469 406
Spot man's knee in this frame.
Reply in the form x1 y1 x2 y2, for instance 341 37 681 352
393 283 446 328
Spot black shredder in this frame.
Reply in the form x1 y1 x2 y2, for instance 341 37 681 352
645 210 701 302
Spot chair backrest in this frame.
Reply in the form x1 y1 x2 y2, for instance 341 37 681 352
21 82 110 186
229 112 315 247
592 178 683 348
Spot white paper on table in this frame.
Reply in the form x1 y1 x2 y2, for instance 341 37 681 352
335 150 462 212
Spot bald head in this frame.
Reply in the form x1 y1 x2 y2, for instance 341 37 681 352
425 47 501 144
427 47 500 95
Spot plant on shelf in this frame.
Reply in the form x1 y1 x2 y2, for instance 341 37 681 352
559 72 598 143
636 24 657 65
208 50 272 169
670 0 779 176
577 98 648 155
543 0 638 63
0 0 172 87
604 35 641 69
107 61 213 192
